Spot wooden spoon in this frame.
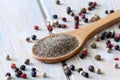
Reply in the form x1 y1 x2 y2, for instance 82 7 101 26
32 10 120 63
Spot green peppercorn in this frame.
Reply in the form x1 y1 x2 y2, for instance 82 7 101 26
81 8 87 13
24 59 30 65
95 55 101 60
90 42 97 48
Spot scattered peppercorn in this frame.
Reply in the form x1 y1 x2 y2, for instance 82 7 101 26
79 53 85 59
14 67 19 73
88 7 92 11
24 59 30 65
74 16 79 21
84 18 88 23
94 35 99 41
90 42 97 48
52 14 58 19
88 2 93 6
115 63 118 68
15 71 22 77
21 73 27 79
88 65 95 72
96 68 101 74
77 68 83 73
64 68 72 76
41 72 47 78
31 71 36 77
74 24 79 29
82 72 89 78
105 31 112 38
110 10 114 13
5 54 10 60
106 40 111 45
106 48 111 53
70 64 75 71
31 67 36 72
5 72 11 76
11 63 16 69
34 25 39 30
105 10 109 14
62 17 67 22
56 0 60 5
80 70 84 75
114 57 119 61
20 65 26 71
70 12 75 16
26 37 30 42
31 35 37 40
115 45 119 50
67 7 72 15
82 48 88 55
111 31 115 38
80 8 87 14
5 76 11 80
95 55 101 60
107 43 113 49
47 25 53 31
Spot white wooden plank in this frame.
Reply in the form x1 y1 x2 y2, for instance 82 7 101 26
0 0 66 80
40 0 120 80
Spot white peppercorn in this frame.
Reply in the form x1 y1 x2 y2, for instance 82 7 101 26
106 48 111 53
41 72 47 78
5 54 10 60
5 76 11 80
115 63 118 68
96 68 101 74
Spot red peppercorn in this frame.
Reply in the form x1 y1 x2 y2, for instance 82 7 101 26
81 14 85 19
116 34 120 39
11 63 16 69
47 25 53 31
74 16 79 21
107 43 113 49
34 25 39 30
82 48 88 55
78 12 84 16
74 24 79 29
93 2 97 6
114 58 119 61
88 7 92 11
62 17 67 22
61 24 67 28
21 73 27 79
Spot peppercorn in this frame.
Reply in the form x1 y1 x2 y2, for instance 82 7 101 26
5 76 11 80
64 68 72 76
82 48 88 55
20 65 26 71
74 16 79 21
61 24 67 28
70 64 75 71
47 25 53 31
81 14 85 19
70 12 75 16
80 8 86 14
5 54 10 60
84 18 88 23
105 10 109 14
88 7 92 11
111 31 115 38
52 14 58 19
34 25 39 30
88 2 93 6
15 71 22 77
11 63 16 69
31 35 37 40
94 35 99 41
107 43 113 49
79 53 85 59
80 70 84 75
115 45 119 50
62 17 67 22
106 48 111 53
96 68 101 74
5 72 11 76
77 68 83 73
82 72 89 78
114 37 119 42
115 63 118 68
88 65 95 72
41 72 47 78
31 71 36 77
31 67 36 72
74 20 79 25
21 73 27 79
106 40 111 45
105 31 112 38
114 57 119 61
110 10 114 13
56 0 60 5
74 24 79 29
14 67 19 73
24 59 30 65
67 7 72 14
63 65 69 70
90 42 97 49
26 37 30 42
95 55 101 60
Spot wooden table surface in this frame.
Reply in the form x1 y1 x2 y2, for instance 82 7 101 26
1 0 120 80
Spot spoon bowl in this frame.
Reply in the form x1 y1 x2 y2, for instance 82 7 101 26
32 10 120 63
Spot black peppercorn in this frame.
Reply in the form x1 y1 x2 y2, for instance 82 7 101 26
110 10 114 13
56 0 60 5
111 31 115 38
82 72 89 78
14 67 19 72
79 53 85 59
105 31 112 38
31 67 36 72
15 71 22 77
31 35 37 40
70 64 75 71
31 71 36 77
88 2 93 6
106 40 111 45
20 65 26 71
5 72 11 76
64 68 72 76
84 18 88 23
114 37 119 42
115 45 119 50
105 10 109 14
77 68 83 73
88 65 94 72
52 14 58 19
67 7 72 14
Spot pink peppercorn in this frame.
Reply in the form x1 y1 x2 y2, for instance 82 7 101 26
81 14 85 19
82 48 88 55
47 25 53 31
74 16 79 21
61 24 67 28
11 63 16 69
21 73 27 79
78 12 84 16
93 2 97 6
114 58 119 61
34 25 39 30
88 7 92 11
107 43 113 49
116 34 120 39
74 24 79 29
62 17 67 22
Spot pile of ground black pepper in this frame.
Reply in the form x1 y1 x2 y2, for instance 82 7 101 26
33 34 79 58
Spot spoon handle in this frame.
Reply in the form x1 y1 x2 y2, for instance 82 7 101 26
76 10 120 41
